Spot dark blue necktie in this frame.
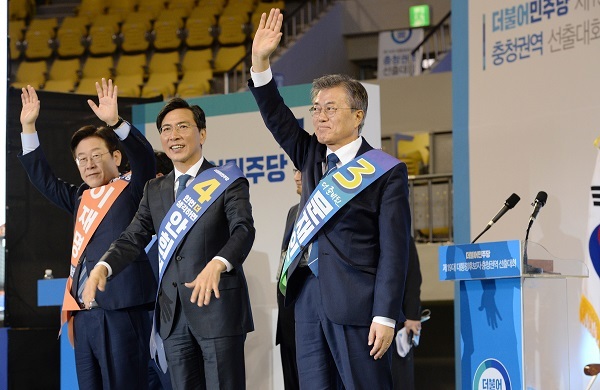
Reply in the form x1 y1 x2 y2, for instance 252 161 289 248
176 174 191 199
307 153 340 276
324 153 339 177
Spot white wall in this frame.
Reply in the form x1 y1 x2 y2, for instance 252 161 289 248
369 72 452 137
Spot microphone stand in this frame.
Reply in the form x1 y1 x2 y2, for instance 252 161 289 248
523 219 543 274
471 226 489 244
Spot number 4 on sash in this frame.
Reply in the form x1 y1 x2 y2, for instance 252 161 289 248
193 178 221 203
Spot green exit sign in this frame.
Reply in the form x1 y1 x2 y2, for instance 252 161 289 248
409 5 431 28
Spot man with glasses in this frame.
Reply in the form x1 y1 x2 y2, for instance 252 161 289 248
249 9 411 389
84 97 255 389
18 79 157 388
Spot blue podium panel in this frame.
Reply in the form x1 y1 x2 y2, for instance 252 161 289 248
0 328 7 390
37 278 67 306
37 278 78 390
460 278 522 390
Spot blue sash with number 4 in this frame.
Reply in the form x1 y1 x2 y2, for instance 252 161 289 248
150 161 244 372
279 149 401 295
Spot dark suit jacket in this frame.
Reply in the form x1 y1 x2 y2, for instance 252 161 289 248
276 203 299 346
250 79 411 326
18 125 157 310
402 238 422 323
100 159 255 339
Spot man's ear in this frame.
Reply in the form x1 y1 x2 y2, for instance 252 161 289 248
112 150 122 166
200 128 207 146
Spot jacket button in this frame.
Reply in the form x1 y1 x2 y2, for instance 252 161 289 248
158 289 162 296
176 256 182 261
172 282 177 287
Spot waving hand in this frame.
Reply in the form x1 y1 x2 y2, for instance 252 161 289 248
87 78 120 127
252 8 284 73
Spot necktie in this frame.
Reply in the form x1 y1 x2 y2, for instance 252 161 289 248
176 174 191 199
76 257 89 306
325 153 339 177
307 153 340 277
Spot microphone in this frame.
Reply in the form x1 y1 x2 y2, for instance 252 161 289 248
523 191 548 274
488 193 521 228
529 191 548 224
471 193 521 243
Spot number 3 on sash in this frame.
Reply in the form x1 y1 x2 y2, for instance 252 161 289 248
332 158 376 190
193 178 221 203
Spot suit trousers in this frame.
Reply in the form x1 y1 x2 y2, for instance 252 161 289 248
277 289 299 390
392 346 415 390
73 308 151 390
294 273 393 390
162 300 246 390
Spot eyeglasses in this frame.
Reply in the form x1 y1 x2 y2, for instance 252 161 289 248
159 122 197 134
308 106 357 118
75 151 112 167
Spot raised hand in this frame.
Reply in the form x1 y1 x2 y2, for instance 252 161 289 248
252 8 284 72
20 85 40 133
87 78 120 127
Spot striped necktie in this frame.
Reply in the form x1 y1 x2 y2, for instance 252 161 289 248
76 258 88 306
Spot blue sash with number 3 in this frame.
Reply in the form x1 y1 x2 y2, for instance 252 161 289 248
150 161 244 372
279 149 401 295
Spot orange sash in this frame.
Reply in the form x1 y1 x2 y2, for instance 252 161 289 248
60 178 129 346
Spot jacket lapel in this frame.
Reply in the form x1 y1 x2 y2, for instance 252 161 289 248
195 158 215 177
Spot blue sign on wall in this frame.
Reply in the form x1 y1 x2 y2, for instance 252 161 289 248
439 240 522 280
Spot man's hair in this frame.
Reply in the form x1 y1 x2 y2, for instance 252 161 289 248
156 97 206 132
70 125 128 173
310 74 368 133
154 150 173 175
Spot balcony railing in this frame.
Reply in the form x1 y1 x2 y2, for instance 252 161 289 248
410 11 452 75
218 0 336 94
409 173 453 243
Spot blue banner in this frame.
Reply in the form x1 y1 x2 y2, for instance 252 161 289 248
439 240 522 281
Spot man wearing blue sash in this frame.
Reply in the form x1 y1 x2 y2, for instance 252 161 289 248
85 98 255 389
249 9 411 389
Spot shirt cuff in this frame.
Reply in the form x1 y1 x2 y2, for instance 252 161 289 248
373 316 396 329
21 132 40 154
250 66 273 88
213 256 233 272
112 121 131 140
95 261 113 278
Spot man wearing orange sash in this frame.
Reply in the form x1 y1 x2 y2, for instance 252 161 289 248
18 79 157 389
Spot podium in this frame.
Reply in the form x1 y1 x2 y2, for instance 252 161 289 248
439 240 588 390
